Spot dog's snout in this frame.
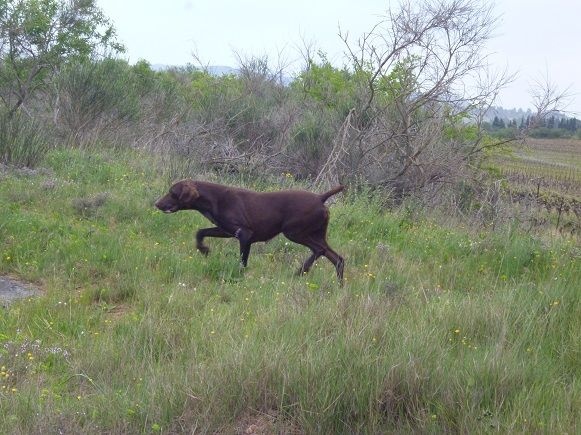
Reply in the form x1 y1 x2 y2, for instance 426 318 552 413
154 195 178 213
154 197 170 211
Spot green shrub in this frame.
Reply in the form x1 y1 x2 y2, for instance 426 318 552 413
54 59 140 141
290 109 334 160
0 111 51 167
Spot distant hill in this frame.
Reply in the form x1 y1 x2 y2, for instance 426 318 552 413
485 106 534 122
206 65 239 76
150 64 292 84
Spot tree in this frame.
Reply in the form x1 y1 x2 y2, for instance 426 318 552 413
0 0 122 115
315 0 515 191
312 0 569 193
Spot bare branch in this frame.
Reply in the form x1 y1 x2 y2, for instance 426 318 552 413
328 0 518 192
529 70 572 127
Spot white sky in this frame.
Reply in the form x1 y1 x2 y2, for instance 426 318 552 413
96 0 581 114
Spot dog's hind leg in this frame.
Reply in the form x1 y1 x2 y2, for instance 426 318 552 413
286 233 344 283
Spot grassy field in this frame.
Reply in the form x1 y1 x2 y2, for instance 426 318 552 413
0 148 580 433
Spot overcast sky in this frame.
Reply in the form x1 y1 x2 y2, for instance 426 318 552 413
96 0 581 114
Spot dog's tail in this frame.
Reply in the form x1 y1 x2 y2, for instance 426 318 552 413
320 185 345 203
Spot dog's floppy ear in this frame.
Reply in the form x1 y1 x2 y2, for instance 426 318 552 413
177 180 199 204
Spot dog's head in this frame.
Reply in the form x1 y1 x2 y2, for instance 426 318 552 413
155 179 200 213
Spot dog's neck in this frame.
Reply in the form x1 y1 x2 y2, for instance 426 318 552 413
190 182 220 213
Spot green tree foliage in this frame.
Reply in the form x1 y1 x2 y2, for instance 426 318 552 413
293 56 358 112
288 55 367 171
0 0 122 114
492 116 505 129
375 56 418 105
489 114 579 139
131 59 157 96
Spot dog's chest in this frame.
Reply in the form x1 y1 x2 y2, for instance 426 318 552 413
200 211 219 226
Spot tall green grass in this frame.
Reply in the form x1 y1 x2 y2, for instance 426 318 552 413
0 111 52 168
0 148 579 433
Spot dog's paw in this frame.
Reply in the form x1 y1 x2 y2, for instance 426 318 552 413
197 246 210 256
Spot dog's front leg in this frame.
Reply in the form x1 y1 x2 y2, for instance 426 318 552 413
196 227 232 255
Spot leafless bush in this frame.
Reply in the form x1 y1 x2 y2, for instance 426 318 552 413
315 0 514 194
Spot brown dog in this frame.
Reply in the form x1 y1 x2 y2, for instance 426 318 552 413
155 180 345 282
